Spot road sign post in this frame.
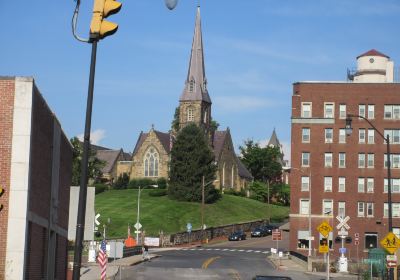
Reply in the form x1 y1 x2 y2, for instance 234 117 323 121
317 221 333 280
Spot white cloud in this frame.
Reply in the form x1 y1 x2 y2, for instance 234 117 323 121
77 129 106 145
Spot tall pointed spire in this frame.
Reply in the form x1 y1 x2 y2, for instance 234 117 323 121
180 6 211 103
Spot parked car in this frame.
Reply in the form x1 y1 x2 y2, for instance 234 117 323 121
228 230 247 241
251 227 267 237
263 224 279 235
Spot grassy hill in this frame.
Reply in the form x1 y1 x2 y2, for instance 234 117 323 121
95 189 289 238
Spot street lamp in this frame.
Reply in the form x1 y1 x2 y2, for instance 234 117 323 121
201 176 218 243
345 114 393 280
136 185 157 244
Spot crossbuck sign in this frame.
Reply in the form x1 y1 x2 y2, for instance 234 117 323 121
336 216 350 230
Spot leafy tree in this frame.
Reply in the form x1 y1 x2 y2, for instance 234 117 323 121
113 173 130 189
271 183 290 206
249 181 268 202
171 107 180 132
239 140 282 184
168 124 220 203
70 137 106 186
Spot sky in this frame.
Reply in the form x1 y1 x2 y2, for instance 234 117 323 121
1 0 400 164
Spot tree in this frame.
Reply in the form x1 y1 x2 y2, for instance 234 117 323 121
271 183 290 206
239 140 282 184
168 124 220 203
171 107 180 132
70 137 106 186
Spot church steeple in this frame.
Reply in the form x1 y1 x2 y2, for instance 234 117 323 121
178 6 212 134
180 6 211 104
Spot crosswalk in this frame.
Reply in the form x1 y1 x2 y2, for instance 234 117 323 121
180 247 271 255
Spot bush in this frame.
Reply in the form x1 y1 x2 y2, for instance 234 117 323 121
224 188 246 197
113 173 130 189
156 177 168 189
128 178 157 189
148 189 167 197
94 183 107 194
249 181 268 202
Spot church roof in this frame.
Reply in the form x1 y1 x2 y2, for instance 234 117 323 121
236 158 253 179
96 149 122 174
357 49 389 59
180 6 212 104
212 130 227 159
132 130 172 156
268 129 281 147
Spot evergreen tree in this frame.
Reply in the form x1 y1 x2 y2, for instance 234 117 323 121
168 123 220 203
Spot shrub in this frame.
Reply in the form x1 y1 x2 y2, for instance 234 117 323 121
148 189 167 197
156 177 168 189
113 173 130 189
128 178 157 189
224 188 246 197
94 183 107 194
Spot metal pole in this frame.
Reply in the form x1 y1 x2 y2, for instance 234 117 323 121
136 186 141 244
72 40 98 280
387 135 394 280
308 171 312 257
201 176 205 243
267 180 270 223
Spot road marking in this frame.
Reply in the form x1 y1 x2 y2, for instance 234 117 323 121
202 256 221 269
254 250 261 253
229 249 236 252
206 248 212 251
238 249 244 252
214 248 221 250
229 269 241 280
246 250 253 252
222 249 229 251
262 251 269 254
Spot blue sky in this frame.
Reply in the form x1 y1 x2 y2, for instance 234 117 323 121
1 0 400 163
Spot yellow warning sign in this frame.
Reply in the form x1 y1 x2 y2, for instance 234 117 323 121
319 238 329 253
380 232 400 254
317 221 333 238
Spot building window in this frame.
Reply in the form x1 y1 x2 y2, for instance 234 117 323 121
301 103 312 118
367 154 374 168
324 177 332 192
358 153 365 168
365 233 378 249
325 128 333 143
359 104 366 118
384 203 400 217
297 230 310 249
339 104 346 119
384 178 400 193
358 202 365 217
302 152 310 167
367 202 374 217
187 107 194 122
338 177 346 192
302 128 310 143
144 147 159 177
394 228 400 238
323 200 333 215
338 153 346 168
385 154 400 168
324 103 334 118
359 129 366 143
384 105 400 119
301 176 310 191
324 153 333 167
368 105 375 119
368 129 375 144
384 129 400 144
300 199 310 215
358 178 365 193
203 110 207 123
339 129 346 143
338 202 346 218
367 178 374 193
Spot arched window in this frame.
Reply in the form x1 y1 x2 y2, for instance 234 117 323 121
231 165 235 188
203 109 207 123
222 163 226 187
144 147 159 177
187 107 194 122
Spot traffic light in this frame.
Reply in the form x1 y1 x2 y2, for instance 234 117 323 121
90 0 122 40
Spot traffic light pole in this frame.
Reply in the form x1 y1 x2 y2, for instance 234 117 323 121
72 39 98 280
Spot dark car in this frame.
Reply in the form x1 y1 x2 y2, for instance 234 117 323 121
263 224 279 235
253 276 292 280
251 227 267 237
228 230 247 241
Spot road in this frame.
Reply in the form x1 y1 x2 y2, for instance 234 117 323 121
116 233 325 279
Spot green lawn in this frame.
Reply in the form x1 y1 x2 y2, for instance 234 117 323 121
95 189 289 238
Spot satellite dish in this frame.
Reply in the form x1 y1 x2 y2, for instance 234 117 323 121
165 0 178 10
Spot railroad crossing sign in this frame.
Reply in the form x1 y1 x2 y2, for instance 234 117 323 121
380 232 400 254
336 216 350 230
272 229 282 241
317 221 333 238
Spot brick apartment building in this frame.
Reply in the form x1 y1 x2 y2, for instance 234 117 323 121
0 77 72 279
289 50 400 260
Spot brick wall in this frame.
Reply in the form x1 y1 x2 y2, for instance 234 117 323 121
0 78 15 279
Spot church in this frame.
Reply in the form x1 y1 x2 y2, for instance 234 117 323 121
129 6 253 191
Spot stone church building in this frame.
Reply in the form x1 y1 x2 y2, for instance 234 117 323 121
129 6 252 190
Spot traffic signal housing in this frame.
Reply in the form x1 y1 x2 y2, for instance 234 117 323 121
90 0 122 40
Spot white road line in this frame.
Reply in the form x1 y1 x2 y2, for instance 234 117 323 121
222 249 229 251
255 250 261 253
214 248 221 251
246 250 253 252
238 250 244 252
262 251 269 254
229 249 236 252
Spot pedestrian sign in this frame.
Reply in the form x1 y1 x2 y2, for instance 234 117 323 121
380 232 400 254
319 238 329 253
317 221 333 238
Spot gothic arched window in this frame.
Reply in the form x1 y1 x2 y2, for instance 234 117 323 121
144 147 159 177
187 107 194 122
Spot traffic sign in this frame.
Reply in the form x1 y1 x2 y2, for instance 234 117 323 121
134 222 142 230
387 255 397 268
319 238 329 253
336 216 350 230
339 247 347 254
317 221 333 238
272 229 282 241
380 232 400 254
95 213 101 226
355 240 359 246
338 228 348 237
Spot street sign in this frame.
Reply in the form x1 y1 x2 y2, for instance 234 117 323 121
272 229 282 241
380 232 400 254
319 238 329 253
317 221 333 238
187 223 192 233
338 228 348 237
387 255 397 268
355 240 359 246
339 247 347 254
336 216 350 230
355 232 359 238
95 213 101 226
134 222 142 230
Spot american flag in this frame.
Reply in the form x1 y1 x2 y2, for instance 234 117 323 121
97 240 107 280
